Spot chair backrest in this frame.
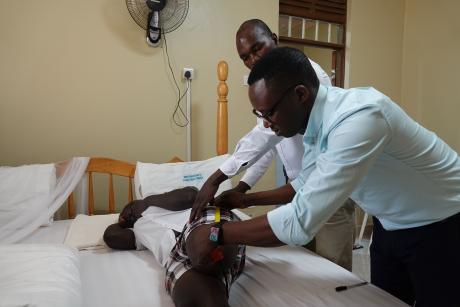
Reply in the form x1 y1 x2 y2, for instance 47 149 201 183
67 157 134 217
67 156 184 218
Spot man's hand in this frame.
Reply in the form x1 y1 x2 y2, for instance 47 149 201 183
190 170 228 221
189 182 219 222
214 190 248 210
186 224 221 275
118 200 147 228
231 181 251 193
186 223 239 276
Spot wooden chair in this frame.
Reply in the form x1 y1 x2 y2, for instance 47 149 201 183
67 158 134 218
66 156 186 218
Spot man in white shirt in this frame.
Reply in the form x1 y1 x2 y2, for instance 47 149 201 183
191 19 355 270
191 47 460 307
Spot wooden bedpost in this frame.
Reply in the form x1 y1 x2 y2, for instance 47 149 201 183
217 60 228 155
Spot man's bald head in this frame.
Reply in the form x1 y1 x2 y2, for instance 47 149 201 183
237 19 274 40
236 19 278 69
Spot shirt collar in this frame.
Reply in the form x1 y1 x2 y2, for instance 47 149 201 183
304 84 327 140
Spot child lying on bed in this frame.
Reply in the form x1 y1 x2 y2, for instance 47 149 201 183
103 187 246 307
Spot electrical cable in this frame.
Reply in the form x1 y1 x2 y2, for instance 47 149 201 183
162 29 190 127
173 80 190 127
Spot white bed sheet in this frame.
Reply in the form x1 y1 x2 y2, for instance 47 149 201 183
21 220 175 307
0 243 82 307
20 220 408 307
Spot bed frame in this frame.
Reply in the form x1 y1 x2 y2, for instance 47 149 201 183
66 60 230 218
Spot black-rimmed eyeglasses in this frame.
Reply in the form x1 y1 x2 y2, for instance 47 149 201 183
252 83 301 122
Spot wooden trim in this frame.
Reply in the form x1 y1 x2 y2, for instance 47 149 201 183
108 174 115 213
168 156 184 163
279 35 346 88
338 21 346 88
336 48 345 88
280 0 347 24
128 177 134 202
88 172 94 215
67 193 75 219
86 157 136 177
279 36 344 50
216 60 229 156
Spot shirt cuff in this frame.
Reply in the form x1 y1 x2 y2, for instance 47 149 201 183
290 178 303 192
267 204 312 246
240 171 259 188
220 156 247 178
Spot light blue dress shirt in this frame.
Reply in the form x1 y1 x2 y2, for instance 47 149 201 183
267 85 460 246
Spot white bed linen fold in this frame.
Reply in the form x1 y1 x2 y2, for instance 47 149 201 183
229 246 407 307
0 244 82 307
0 157 89 243
64 213 119 250
0 163 56 228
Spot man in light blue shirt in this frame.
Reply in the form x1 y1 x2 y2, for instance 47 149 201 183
191 19 355 271
190 47 460 307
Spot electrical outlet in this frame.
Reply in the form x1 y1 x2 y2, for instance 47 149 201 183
182 68 195 80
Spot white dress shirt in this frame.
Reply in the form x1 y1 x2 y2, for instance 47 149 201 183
221 59 332 187
267 85 460 246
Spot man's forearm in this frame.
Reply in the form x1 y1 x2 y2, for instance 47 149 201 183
222 214 283 247
242 184 295 207
209 169 229 185
143 186 198 211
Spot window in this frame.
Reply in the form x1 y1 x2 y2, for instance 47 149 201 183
279 0 347 87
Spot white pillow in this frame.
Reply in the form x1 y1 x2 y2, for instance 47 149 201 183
135 154 232 199
0 163 56 227
64 213 119 250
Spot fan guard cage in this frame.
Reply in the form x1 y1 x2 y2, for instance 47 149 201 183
126 0 189 33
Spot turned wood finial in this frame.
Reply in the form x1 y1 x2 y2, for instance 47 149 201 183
217 60 228 155
217 61 228 100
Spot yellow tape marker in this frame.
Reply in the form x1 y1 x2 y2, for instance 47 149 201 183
215 207 221 223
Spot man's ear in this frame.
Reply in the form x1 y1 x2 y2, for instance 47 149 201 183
272 33 278 45
295 85 310 105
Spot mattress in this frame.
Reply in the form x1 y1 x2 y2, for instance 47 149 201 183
0 243 81 307
19 220 408 307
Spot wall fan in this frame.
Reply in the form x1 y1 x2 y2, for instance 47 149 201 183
126 0 189 47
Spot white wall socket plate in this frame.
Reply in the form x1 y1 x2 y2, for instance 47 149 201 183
182 68 195 80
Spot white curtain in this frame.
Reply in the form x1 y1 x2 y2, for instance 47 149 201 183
0 157 89 243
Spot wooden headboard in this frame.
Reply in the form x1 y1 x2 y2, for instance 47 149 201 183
67 60 229 218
